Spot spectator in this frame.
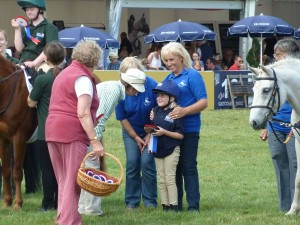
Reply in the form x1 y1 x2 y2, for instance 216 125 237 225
107 52 121 70
115 57 158 210
118 32 133 61
27 41 65 211
196 40 213 70
222 48 234 70
193 60 203 71
161 42 208 212
147 43 163 70
191 52 204 70
262 54 274 66
263 37 277 58
46 40 104 225
228 55 244 70
0 30 19 64
206 57 221 71
141 58 150 70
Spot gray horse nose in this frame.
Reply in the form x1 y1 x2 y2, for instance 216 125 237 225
250 120 257 129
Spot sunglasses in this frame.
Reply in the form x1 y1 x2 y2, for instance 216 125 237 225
239 60 244 63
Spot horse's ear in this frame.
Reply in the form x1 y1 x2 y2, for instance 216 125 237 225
260 65 273 76
249 66 260 76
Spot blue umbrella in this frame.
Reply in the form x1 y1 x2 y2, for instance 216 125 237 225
294 27 300 39
59 25 119 49
144 20 216 44
228 14 294 64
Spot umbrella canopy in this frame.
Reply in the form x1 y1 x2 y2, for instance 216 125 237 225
228 14 294 64
144 20 216 44
294 27 300 39
59 25 119 49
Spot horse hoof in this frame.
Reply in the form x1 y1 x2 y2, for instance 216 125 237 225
13 204 22 211
2 203 10 209
285 208 299 216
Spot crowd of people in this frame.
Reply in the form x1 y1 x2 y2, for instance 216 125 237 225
1 1 299 225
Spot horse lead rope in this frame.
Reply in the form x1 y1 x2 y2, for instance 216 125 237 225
268 118 300 144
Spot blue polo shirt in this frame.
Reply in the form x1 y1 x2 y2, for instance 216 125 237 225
115 76 158 135
164 68 207 133
267 101 292 134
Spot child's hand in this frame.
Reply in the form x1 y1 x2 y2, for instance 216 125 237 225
153 126 165 136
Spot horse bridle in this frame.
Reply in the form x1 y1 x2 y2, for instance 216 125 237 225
250 68 281 118
0 65 23 115
250 68 300 143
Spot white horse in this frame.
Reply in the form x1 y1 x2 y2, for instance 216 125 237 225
249 58 300 215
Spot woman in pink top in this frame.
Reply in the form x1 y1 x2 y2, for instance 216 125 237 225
46 40 104 225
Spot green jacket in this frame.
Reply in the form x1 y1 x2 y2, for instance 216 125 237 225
19 19 58 63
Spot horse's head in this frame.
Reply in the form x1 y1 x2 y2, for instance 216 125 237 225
249 64 283 130
134 14 150 35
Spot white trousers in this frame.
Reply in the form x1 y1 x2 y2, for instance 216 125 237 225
78 146 103 215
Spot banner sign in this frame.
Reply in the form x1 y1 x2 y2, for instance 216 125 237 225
214 70 252 109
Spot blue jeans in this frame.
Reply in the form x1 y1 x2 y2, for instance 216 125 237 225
268 131 297 211
176 133 200 211
122 130 157 208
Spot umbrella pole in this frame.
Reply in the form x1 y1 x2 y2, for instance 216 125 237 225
260 34 263 65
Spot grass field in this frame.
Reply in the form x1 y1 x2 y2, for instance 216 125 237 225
1 109 299 225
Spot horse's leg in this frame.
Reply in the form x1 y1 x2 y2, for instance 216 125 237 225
287 139 300 215
12 137 27 210
0 139 13 208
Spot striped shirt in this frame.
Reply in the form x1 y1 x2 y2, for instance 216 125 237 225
95 80 125 139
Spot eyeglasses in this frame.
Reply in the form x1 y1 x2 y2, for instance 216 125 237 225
273 53 284 59
239 60 244 63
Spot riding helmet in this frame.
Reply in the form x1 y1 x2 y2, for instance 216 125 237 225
17 0 46 10
152 80 180 102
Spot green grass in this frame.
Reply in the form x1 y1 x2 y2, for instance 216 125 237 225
1 109 300 225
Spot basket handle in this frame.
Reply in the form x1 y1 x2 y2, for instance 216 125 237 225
80 151 123 184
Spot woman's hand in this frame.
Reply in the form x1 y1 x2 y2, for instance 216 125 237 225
134 135 147 152
90 139 105 160
259 129 268 141
169 106 186 120
149 109 154 121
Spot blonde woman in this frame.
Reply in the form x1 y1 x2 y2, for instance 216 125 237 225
160 42 208 212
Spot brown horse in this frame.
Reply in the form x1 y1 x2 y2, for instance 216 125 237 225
0 55 37 209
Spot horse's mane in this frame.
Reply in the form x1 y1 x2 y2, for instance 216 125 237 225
0 54 16 74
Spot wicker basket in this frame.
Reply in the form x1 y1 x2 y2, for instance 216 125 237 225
77 152 123 196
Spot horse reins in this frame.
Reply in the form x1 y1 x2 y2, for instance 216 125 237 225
250 68 300 143
0 65 23 115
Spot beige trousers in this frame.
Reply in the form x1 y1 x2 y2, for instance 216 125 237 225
155 146 180 206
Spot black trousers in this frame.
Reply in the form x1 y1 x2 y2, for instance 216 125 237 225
23 142 41 193
36 140 58 209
